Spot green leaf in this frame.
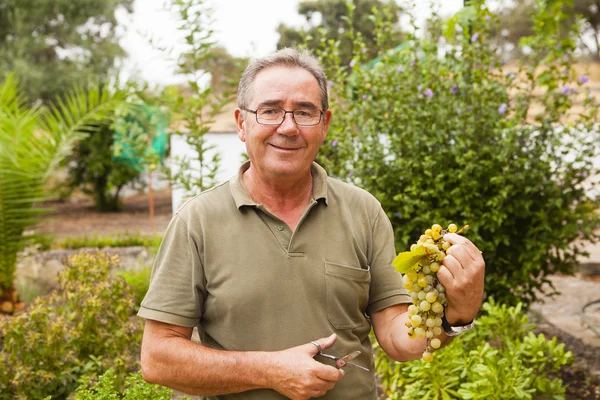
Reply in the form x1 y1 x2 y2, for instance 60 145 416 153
392 243 439 273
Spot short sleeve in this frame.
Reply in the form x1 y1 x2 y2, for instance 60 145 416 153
137 214 205 327
366 207 411 315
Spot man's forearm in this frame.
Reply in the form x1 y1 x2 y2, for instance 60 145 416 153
142 336 272 396
384 312 453 362
371 305 452 362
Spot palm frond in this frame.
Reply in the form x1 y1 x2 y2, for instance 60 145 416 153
0 74 131 293
40 83 131 177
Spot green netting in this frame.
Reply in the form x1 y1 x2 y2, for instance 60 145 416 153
112 103 169 172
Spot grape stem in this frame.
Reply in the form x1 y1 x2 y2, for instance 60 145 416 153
456 225 470 235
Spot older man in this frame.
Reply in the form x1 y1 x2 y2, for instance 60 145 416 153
138 48 485 400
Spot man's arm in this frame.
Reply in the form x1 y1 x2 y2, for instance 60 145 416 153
371 233 485 362
140 320 344 399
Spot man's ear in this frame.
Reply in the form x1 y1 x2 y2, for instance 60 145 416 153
234 108 246 142
321 109 332 142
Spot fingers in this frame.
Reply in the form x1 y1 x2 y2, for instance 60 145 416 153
317 333 337 351
308 333 337 356
444 233 483 262
316 364 345 383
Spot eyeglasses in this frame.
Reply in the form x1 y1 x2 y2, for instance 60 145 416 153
241 106 323 126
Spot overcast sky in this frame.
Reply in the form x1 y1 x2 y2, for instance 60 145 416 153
117 0 467 85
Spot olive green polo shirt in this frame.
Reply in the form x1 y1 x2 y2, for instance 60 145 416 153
138 161 410 400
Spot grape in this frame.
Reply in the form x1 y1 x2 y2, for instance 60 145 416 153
410 314 422 326
395 223 469 361
422 351 433 363
431 301 444 313
426 291 438 303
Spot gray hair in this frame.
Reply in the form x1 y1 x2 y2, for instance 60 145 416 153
237 47 329 112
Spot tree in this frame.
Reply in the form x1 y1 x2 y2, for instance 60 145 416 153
277 0 404 66
66 121 144 212
151 0 246 195
196 45 249 96
0 0 133 103
0 73 129 313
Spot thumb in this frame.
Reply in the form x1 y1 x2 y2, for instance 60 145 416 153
308 333 337 355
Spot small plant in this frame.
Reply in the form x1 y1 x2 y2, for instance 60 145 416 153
374 299 573 399
73 369 187 400
0 252 142 400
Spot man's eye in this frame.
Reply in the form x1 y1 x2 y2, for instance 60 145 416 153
259 108 278 115
295 110 314 117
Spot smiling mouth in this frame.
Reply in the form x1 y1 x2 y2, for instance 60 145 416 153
269 144 300 151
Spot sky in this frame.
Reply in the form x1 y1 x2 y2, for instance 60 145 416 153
117 0 467 86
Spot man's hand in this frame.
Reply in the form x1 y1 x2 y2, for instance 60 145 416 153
437 233 485 325
267 333 344 400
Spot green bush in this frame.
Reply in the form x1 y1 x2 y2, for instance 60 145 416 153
118 266 152 312
0 252 142 400
317 0 600 307
375 299 572 399
73 369 186 400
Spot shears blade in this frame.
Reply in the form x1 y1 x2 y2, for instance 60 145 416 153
335 350 361 368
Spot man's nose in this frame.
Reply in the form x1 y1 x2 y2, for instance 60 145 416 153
277 112 298 135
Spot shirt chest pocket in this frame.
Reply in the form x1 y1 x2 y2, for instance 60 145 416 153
324 261 371 330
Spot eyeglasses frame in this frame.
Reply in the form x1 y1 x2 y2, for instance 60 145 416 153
241 106 324 126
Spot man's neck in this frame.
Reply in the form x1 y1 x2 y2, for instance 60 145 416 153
242 166 313 229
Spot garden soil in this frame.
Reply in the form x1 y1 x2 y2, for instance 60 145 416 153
33 189 600 399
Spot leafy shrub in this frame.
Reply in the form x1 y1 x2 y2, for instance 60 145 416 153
374 299 573 399
316 1 600 307
118 266 152 311
0 252 142 400
73 369 186 400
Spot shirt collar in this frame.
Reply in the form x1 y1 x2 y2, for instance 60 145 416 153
229 160 329 209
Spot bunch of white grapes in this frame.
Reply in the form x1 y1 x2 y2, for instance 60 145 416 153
401 223 465 362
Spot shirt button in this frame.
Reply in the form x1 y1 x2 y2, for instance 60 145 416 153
277 225 284 231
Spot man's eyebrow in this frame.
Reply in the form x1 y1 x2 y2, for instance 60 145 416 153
295 101 319 109
256 100 319 109
257 100 283 107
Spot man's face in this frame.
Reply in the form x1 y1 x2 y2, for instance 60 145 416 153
235 66 331 180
